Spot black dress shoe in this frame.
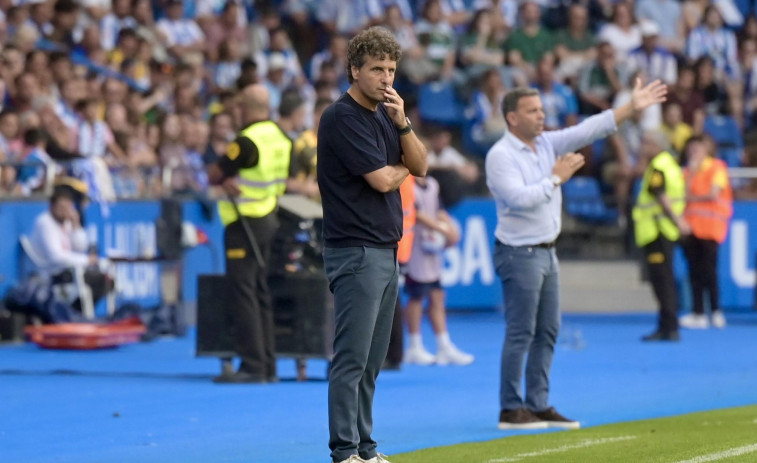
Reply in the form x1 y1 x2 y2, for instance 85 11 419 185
641 331 680 342
213 371 267 384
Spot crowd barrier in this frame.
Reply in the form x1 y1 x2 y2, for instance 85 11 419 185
0 197 754 314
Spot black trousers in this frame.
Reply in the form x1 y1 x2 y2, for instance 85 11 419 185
224 213 279 378
643 236 678 333
682 236 720 315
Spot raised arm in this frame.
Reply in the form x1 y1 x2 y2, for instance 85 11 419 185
613 78 667 126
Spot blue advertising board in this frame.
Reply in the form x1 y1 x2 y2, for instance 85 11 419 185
0 197 754 313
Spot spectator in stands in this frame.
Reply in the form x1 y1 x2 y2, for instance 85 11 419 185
76 98 126 164
309 34 348 84
687 5 740 83
627 21 678 86
156 0 205 63
28 0 54 39
316 0 383 37
660 102 693 154
741 38 757 129
48 52 74 89
506 1 554 81
532 54 579 131
384 4 434 85
211 39 243 93
415 0 458 82
132 0 168 64
0 108 22 161
276 90 306 141
48 0 81 49
202 0 249 62
256 26 303 85
459 9 506 81
54 78 83 131
473 0 518 37
420 0 472 28
403 175 473 366
577 41 629 116
100 0 136 52
597 2 641 60
553 3 597 83
427 124 480 183
1 45 25 88
635 0 685 53
203 112 235 166
10 72 40 113
694 56 728 117
666 65 706 134
467 68 508 155
262 52 290 118
679 134 733 330
15 128 59 197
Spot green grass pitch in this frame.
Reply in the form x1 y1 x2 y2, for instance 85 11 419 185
390 405 757 462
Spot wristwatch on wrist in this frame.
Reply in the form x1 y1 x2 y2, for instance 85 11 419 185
550 174 562 187
398 117 412 136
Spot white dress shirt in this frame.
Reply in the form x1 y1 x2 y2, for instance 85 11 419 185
29 211 90 274
485 110 617 246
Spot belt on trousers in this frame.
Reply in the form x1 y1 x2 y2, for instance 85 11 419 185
497 239 556 249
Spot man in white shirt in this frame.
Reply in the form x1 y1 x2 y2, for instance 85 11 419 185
29 187 109 311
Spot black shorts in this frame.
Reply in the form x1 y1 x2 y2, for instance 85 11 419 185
404 275 441 300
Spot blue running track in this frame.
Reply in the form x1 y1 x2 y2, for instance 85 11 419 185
1 312 756 463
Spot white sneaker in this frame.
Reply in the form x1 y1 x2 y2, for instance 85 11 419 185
364 454 392 463
679 313 710 329
335 456 365 463
711 311 727 329
436 344 474 366
403 347 436 365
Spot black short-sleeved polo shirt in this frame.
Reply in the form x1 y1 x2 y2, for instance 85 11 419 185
317 92 403 248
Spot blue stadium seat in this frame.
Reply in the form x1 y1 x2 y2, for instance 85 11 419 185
704 115 743 167
418 81 465 126
562 176 619 224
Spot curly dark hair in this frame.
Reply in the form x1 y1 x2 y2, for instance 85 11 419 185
346 26 402 83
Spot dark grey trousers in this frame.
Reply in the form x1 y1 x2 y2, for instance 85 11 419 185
323 246 398 462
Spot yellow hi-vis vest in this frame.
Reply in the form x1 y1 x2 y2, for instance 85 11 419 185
218 121 292 226
632 151 685 247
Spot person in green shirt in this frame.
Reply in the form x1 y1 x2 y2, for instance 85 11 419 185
553 4 597 82
505 1 554 81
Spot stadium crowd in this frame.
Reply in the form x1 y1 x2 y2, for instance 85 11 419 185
0 0 755 210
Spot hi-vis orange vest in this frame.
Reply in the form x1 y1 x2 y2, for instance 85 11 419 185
397 176 416 264
683 157 733 243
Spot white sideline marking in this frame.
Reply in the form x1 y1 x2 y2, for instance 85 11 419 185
674 444 757 463
486 435 637 462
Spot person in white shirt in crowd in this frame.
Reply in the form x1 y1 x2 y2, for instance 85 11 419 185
627 21 678 86
426 124 480 185
403 175 474 366
597 2 641 61
156 0 205 62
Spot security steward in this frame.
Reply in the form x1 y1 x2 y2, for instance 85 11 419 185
632 131 689 342
208 84 292 383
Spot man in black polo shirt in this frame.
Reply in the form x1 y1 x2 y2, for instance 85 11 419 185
317 27 427 463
